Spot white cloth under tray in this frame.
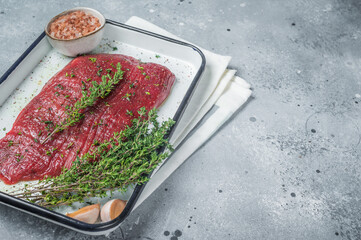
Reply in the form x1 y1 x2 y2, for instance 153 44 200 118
124 17 252 209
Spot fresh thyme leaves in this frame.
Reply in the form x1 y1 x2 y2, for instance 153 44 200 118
12 108 175 208
122 93 132 101
55 84 64 90
16 154 24 162
67 142 74 149
41 63 124 144
137 65 151 79
126 110 133 116
89 57 97 63
81 80 87 90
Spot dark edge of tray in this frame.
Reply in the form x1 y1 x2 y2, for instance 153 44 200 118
0 19 206 234
0 32 46 86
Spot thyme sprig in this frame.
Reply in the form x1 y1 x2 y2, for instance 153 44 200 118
41 63 124 144
11 108 175 208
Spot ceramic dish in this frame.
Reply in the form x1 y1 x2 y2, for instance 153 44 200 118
0 19 205 235
45 7 106 57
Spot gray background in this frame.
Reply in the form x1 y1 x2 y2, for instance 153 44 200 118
1 0 361 239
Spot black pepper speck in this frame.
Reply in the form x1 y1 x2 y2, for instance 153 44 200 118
174 230 182 237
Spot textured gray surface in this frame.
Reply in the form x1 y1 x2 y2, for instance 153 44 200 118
1 0 361 239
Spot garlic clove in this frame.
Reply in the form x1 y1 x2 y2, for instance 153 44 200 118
66 203 100 224
100 199 126 222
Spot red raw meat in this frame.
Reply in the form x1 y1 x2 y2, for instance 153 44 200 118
0 54 175 184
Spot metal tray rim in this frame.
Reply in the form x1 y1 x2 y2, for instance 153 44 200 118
0 19 206 234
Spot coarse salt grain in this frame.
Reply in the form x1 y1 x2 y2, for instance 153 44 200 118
49 10 101 40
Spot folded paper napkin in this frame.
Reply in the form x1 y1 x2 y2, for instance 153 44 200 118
125 17 252 209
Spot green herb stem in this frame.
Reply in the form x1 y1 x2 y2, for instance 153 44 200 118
11 108 174 208
41 63 124 144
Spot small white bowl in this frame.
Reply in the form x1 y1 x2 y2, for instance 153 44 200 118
45 7 105 57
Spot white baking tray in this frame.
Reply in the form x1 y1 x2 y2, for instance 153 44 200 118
0 19 205 235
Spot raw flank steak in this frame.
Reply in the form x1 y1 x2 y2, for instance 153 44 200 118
0 54 175 184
